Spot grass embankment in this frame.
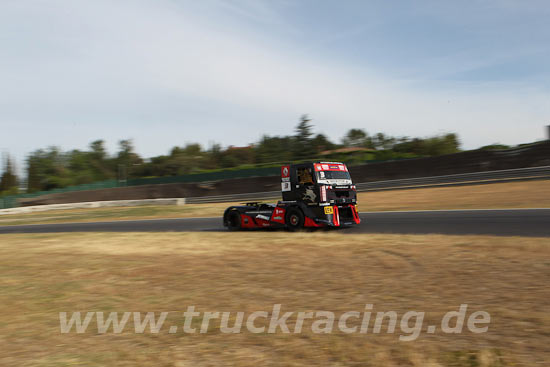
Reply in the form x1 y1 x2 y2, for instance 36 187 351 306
1 179 549 226
1 232 549 365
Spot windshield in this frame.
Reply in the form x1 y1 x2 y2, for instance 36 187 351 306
318 171 351 180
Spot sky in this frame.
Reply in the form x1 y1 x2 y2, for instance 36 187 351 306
1 0 549 172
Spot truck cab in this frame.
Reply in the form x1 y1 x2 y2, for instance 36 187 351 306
281 162 357 205
279 162 359 227
223 162 360 230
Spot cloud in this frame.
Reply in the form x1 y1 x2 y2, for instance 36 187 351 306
0 0 549 173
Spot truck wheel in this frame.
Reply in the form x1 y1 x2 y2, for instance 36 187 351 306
286 208 304 231
226 210 242 231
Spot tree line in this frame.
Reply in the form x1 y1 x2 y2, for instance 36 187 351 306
1 115 461 194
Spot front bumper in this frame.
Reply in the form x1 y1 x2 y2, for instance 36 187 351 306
309 204 361 227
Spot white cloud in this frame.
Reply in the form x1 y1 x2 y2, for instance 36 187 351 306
0 0 549 174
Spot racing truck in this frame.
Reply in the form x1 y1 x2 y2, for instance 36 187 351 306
223 162 360 230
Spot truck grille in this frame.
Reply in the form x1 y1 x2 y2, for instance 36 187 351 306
334 190 350 198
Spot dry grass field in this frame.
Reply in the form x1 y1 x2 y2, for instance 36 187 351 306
1 232 549 366
359 179 550 212
1 180 549 226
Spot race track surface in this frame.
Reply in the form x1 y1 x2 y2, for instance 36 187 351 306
1 209 549 237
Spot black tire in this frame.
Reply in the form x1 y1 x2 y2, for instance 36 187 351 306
226 210 242 231
285 208 304 231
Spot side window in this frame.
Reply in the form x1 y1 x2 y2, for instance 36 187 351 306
297 167 314 185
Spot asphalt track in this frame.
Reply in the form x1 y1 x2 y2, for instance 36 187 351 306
0 209 549 237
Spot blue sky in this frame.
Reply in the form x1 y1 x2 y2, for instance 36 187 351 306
1 0 549 172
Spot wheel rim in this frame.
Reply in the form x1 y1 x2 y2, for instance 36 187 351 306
290 214 299 225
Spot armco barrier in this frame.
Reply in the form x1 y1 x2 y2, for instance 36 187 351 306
185 191 281 204
0 198 186 216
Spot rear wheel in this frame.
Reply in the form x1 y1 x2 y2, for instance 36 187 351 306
226 210 242 231
285 208 304 231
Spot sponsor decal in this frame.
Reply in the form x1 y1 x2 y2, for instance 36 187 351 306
321 185 327 202
302 188 317 202
281 166 290 178
271 207 286 223
324 206 334 215
281 182 291 192
316 163 348 172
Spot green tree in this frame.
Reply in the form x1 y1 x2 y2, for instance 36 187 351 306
393 133 460 156
254 135 295 164
68 150 95 185
88 140 112 180
0 155 18 193
293 114 316 159
342 129 368 147
90 140 107 161
478 144 510 151
311 134 336 153
26 147 72 191
372 133 396 150
116 140 143 179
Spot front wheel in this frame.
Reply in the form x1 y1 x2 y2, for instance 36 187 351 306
285 208 304 231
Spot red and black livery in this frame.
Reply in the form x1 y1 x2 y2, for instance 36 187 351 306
223 162 361 230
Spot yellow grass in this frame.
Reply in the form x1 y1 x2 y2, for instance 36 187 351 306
1 232 549 366
1 179 549 226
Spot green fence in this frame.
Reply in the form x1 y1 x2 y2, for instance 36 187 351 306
0 180 119 209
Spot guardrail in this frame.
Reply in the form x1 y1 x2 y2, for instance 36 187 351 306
0 198 186 216
1 166 549 214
